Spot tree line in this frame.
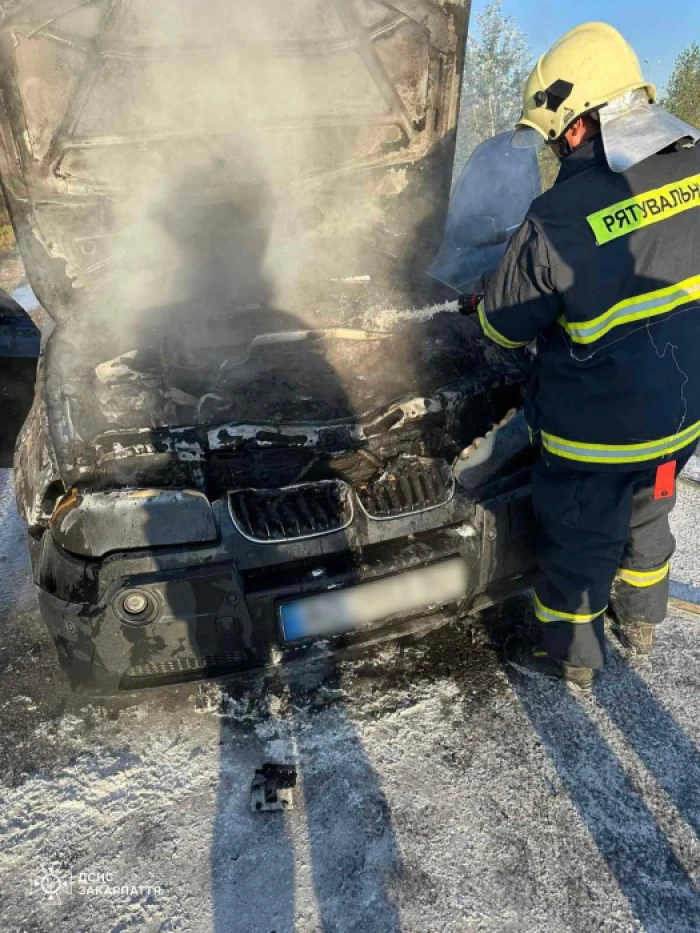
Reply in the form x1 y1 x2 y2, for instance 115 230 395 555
459 1 700 184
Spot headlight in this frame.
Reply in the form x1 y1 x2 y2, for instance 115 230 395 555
50 488 218 558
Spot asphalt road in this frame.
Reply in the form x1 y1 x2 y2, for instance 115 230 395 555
1 466 699 933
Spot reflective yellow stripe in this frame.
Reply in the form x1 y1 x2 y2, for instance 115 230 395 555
534 593 605 624
617 563 670 588
563 274 700 345
542 419 700 465
587 173 700 246
477 300 529 350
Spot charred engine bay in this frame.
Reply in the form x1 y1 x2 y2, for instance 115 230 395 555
44 310 527 497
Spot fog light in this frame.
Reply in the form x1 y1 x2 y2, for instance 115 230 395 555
116 589 157 624
124 593 148 615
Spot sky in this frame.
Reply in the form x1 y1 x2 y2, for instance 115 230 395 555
475 0 700 95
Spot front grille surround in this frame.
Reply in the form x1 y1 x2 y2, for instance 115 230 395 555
229 479 354 544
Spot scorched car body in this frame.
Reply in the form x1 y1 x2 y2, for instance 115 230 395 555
0 0 538 690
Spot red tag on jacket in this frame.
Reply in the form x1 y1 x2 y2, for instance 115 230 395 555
653 461 676 500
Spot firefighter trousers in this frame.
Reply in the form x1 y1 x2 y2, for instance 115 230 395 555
531 451 693 670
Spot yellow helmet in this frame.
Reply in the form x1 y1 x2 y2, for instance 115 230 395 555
513 22 656 147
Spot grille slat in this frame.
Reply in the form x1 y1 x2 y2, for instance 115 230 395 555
311 497 328 530
252 501 272 540
424 467 439 501
268 501 286 539
387 482 402 513
398 475 412 508
280 501 301 537
230 481 353 543
411 471 426 507
236 494 254 537
295 491 317 531
358 457 454 520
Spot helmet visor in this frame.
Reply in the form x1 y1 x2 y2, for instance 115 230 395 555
511 125 545 149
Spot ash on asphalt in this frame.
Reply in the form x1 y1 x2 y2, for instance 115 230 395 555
1 466 700 933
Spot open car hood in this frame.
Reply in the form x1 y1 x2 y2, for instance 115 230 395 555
0 0 467 329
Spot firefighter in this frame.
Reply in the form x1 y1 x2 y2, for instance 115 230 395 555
478 22 700 688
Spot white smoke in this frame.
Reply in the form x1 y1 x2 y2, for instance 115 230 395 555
57 0 412 339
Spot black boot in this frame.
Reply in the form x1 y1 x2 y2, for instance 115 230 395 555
612 621 655 656
504 637 595 689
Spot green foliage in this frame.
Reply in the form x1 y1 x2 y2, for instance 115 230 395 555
459 0 533 157
0 193 14 252
662 42 700 128
0 224 15 252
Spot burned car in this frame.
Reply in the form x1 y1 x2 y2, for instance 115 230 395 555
1 0 538 691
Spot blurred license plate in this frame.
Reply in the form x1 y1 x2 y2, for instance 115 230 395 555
280 558 468 642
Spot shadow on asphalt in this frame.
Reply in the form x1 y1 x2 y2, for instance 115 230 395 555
505 644 700 933
594 644 700 840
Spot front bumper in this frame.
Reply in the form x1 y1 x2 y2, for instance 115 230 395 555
33 474 536 691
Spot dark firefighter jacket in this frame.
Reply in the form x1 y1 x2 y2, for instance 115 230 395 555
480 133 700 470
